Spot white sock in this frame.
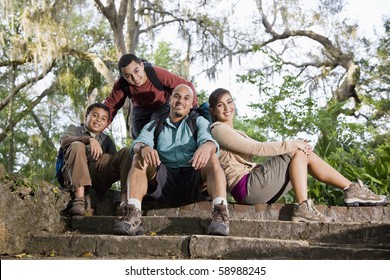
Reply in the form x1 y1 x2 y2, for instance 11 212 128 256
212 197 227 207
127 198 142 211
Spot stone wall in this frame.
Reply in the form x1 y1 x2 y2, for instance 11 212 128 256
0 165 69 255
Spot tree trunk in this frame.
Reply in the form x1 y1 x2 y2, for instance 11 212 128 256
7 98 14 173
94 0 129 58
0 87 53 144
126 0 140 54
31 111 56 151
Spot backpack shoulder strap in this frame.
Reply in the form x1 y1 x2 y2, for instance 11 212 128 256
119 77 132 97
120 65 168 95
144 66 165 91
186 110 199 142
148 111 170 148
149 111 199 149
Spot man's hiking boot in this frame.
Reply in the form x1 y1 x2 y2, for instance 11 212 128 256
68 197 85 216
292 199 334 223
344 180 388 206
113 204 144 236
207 202 230 236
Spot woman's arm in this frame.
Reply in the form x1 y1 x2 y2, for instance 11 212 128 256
211 122 306 157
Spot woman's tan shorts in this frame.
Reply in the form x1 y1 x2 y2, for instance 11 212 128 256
243 154 292 204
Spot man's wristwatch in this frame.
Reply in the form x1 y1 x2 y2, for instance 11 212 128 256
138 143 148 153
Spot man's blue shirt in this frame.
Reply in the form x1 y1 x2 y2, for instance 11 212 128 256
131 115 219 168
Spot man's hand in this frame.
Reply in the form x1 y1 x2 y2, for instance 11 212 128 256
89 138 103 160
189 141 216 170
96 153 111 171
139 145 161 167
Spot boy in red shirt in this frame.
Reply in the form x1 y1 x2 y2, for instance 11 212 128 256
104 54 197 139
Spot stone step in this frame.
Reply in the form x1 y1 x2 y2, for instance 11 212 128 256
68 216 390 246
27 233 390 259
25 203 390 260
118 201 389 223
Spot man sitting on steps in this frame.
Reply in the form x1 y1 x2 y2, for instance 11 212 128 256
113 84 230 236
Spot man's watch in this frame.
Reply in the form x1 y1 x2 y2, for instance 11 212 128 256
138 143 148 153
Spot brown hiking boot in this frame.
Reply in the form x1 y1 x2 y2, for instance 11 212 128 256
292 199 333 223
69 197 85 216
113 204 144 236
344 180 388 206
207 202 230 236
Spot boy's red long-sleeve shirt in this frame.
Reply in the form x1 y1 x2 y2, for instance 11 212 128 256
104 66 197 124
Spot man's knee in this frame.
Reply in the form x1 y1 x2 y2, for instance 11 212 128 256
208 153 223 170
131 153 144 168
130 154 155 178
202 154 224 177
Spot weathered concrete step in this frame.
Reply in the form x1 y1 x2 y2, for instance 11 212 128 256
69 216 390 245
27 233 390 259
93 196 389 222
138 201 390 223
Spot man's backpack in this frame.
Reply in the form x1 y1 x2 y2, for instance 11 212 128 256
195 101 211 123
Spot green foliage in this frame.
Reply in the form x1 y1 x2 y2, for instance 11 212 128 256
280 137 390 206
238 70 320 139
57 58 107 122
325 144 390 195
152 42 182 71
233 118 267 143
196 89 209 104
237 43 390 205
0 0 115 181
136 41 184 75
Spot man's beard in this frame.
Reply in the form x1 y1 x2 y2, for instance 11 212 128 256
173 111 184 118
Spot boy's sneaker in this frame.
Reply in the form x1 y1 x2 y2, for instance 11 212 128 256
113 204 144 236
344 180 388 206
60 198 74 217
68 197 85 216
207 202 230 236
292 199 333 223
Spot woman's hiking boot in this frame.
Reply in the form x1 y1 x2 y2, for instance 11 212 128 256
292 199 333 223
344 180 388 206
